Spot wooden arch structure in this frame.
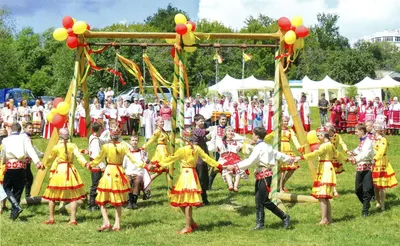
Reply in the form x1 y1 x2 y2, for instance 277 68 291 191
30 29 317 204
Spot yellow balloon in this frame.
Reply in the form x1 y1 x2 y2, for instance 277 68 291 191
72 21 87 34
46 112 54 123
284 30 297 45
182 32 195 45
57 102 70 115
294 38 304 50
174 13 187 25
291 16 303 27
184 46 197 53
53 28 68 41
186 24 193 32
307 130 318 145
72 18 76 23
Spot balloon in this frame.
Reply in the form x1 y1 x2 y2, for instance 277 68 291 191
62 16 74 29
170 47 176 58
52 114 66 129
291 16 303 27
277 17 291 31
286 44 293 53
294 38 304 50
182 32 195 45
187 21 196 31
310 143 320 152
72 21 87 34
295 26 309 38
290 25 296 31
174 13 187 24
284 30 296 45
66 36 79 49
67 28 75 36
57 102 70 115
50 108 58 115
53 97 64 108
175 23 188 35
307 130 319 145
86 23 91 31
186 24 192 32
46 112 54 123
184 46 197 53
72 18 76 23
53 28 68 41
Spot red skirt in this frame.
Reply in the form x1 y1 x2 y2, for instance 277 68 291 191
79 117 87 137
347 112 357 127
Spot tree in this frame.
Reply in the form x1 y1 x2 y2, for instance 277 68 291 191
145 4 190 32
312 13 349 50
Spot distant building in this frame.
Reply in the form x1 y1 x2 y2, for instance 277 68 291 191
360 29 400 47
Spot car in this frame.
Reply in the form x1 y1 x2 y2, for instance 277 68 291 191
0 88 36 107
39 96 55 105
115 86 172 103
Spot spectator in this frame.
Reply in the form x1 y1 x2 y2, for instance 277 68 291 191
97 88 105 108
318 93 329 126
105 87 114 100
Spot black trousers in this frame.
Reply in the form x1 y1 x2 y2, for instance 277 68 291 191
128 118 140 135
25 163 33 197
4 169 26 206
355 170 374 211
255 177 280 212
196 162 209 201
89 171 102 205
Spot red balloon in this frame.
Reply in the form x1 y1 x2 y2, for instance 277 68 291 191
295 26 309 38
52 114 67 128
187 20 196 31
66 35 79 49
277 17 291 31
310 143 320 152
290 25 296 31
86 23 91 31
175 23 188 35
170 47 176 58
53 97 64 108
62 16 74 29
67 28 75 36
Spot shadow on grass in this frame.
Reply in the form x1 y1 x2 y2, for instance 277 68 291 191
235 205 255 217
125 219 159 230
18 214 36 222
266 218 298 230
332 214 356 223
196 220 235 232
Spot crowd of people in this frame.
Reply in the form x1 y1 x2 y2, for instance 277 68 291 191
0 90 398 234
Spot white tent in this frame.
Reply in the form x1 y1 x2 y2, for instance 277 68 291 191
302 75 348 102
355 75 400 89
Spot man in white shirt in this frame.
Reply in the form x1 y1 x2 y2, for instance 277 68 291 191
184 99 195 127
1 123 43 220
105 87 114 100
227 127 298 230
127 98 143 135
88 122 105 211
199 99 212 128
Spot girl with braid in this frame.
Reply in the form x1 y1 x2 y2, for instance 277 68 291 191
42 128 88 225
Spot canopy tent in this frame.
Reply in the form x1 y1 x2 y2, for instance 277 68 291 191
354 75 400 89
302 75 349 103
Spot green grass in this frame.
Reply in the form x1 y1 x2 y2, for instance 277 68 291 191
1 108 400 246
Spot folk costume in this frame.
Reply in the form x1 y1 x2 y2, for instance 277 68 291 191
31 100 44 134
142 128 170 174
160 105 172 132
192 128 211 204
330 133 348 174
87 133 106 210
372 136 397 189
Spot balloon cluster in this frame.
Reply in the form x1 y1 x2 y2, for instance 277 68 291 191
277 16 309 53
174 13 197 53
53 16 90 49
46 97 70 128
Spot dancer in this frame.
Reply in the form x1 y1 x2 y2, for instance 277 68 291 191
348 123 375 217
300 126 345 225
31 99 44 135
42 128 88 225
264 116 300 192
87 122 105 211
150 128 223 234
0 128 8 214
217 126 248 192
142 117 170 181
371 124 398 211
227 127 296 230
327 125 348 197
89 128 144 231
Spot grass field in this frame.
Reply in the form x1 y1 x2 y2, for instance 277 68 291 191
1 108 399 246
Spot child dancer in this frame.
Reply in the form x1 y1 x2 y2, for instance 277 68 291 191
371 124 398 211
87 122 105 211
227 127 296 230
300 127 345 225
123 134 151 209
327 125 348 197
42 128 88 225
151 128 223 234
0 128 8 214
217 126 248 192
264 116 300 192
89 128 144 231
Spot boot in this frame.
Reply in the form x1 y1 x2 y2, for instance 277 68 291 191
253 209 265 230
362 199 370 217
87 195 99 211
143 189 151 200
7 194 23 220
271 207 290 229
201 193 210 206
126 194 134 209
131 194 138 209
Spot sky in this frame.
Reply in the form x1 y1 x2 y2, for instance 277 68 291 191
3 0 400 41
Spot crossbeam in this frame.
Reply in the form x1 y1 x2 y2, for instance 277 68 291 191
84 31 281 40
87 42 278 48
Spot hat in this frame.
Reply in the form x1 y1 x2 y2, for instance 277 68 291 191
59 128 69 140
316 127 328 135
196 93 201 96
139 97 144 101
253 95 258 99
133 97 138 101
185 99 191 103
182 128 193 142
0 128 7 136
373 124 384 131
148 103 153 106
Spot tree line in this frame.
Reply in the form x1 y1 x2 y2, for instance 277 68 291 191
1 4 400 98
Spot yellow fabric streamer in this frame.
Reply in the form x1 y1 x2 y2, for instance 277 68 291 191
116 54 144 94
